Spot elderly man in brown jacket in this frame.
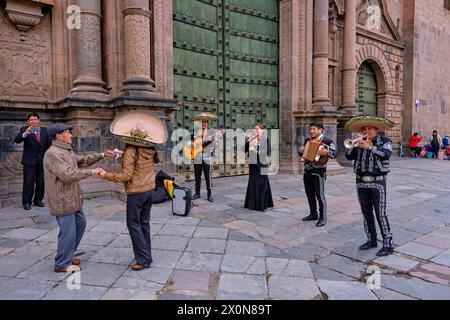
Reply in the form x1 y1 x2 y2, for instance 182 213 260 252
44 123 116 273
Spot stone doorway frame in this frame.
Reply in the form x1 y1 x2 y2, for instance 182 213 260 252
355 44 394 120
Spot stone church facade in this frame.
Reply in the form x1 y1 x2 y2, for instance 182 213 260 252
0 0 449 207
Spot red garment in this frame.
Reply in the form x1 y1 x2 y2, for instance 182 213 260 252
35 131 40 144
409 135 422 148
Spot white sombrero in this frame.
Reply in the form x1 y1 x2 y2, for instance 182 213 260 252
189 112 218 122
110 111 168 147
345 115 396 133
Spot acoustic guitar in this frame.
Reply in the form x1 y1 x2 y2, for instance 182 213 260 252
183 129 224 161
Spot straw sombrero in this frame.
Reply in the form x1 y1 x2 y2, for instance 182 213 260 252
189 112 218 122
345 115 396 133
110 111 168 147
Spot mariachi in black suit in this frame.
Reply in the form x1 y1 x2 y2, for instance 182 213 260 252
14 126 52 206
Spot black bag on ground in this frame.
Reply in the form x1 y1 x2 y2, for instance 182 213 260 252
152 170 175 204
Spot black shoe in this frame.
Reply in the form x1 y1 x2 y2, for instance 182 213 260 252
33 201 45 207
316 218 326 227
192 194 200 200
303 214 319 221
23 203 31 210
207 195 214 203
358 241 378 251
376 246 394 257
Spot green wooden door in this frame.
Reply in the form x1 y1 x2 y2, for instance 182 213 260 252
173 0 279 177
356 62 378 116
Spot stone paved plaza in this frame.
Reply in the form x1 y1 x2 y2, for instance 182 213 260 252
1 158 450 300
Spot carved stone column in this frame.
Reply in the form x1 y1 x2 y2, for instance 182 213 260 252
122 0 158 96
312 0 331 109
70 0 108 95
342 0 357 114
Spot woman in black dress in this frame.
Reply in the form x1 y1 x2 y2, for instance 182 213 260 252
244 124 274 211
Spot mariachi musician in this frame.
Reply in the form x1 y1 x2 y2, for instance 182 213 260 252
188 112 219 202
298 123 337 227
344 115 395 257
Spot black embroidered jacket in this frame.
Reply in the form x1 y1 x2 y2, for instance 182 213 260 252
345 135 393 176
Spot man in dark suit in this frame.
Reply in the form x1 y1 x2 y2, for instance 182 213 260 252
14 113 52 210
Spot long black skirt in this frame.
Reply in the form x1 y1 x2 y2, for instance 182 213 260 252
244 164 274 211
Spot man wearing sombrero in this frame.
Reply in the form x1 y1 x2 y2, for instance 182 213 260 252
345 115 396 257
188 112 219 202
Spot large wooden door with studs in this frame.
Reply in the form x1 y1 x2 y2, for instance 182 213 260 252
173 0 279 178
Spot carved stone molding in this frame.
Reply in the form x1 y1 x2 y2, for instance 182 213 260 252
4 0 53 40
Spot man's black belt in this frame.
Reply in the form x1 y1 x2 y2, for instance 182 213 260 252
357 175 386 183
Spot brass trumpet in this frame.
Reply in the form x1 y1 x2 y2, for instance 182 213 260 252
344 134 369 149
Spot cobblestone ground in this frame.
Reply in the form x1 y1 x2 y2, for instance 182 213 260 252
1 158 450 300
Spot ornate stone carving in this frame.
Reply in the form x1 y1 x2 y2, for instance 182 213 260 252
0 10 52 97
153 0 165 94
71 0 108 95
122 0 158 96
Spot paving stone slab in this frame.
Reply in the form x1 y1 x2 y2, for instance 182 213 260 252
166 217 200 226
177 252 223 272
372 287 417 300
281 259 314 278
79 231 118 246
310 264 354 282
90 221 127 234
414 233 450 250
1 228 49 240
34 228 59 242
396 242 443 260
374 255 420 272
16 259 69 282
217 274 268 300
153 235 190 251
152 249 183 269
169 270 211 292
78 262 127 287
158 224 196 237
269 276 321 300
0 278 56 300
0 247 14 257
430 249 450 267
0 218 36 230
390 227 422 246
333 241 379 263
107 234 133 248
317 280 378 300
381 275 450 300
101 288 158 300
401 220 443 235
318 254 368 278
193 227 229 239
90 247 135 266
73 244 104 262
159 293 213 300
113 267 172 292
11 240 56 258
410 263 450 286
0 255 41 277
227 230 259 242
43 283 109 300
225 240 265 257
186 238 226 254
246 258 266 275
220 254 257 273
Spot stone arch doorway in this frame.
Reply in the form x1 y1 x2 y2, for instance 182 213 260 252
356 61 378 115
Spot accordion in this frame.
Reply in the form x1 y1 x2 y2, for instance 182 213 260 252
302 139 328 165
